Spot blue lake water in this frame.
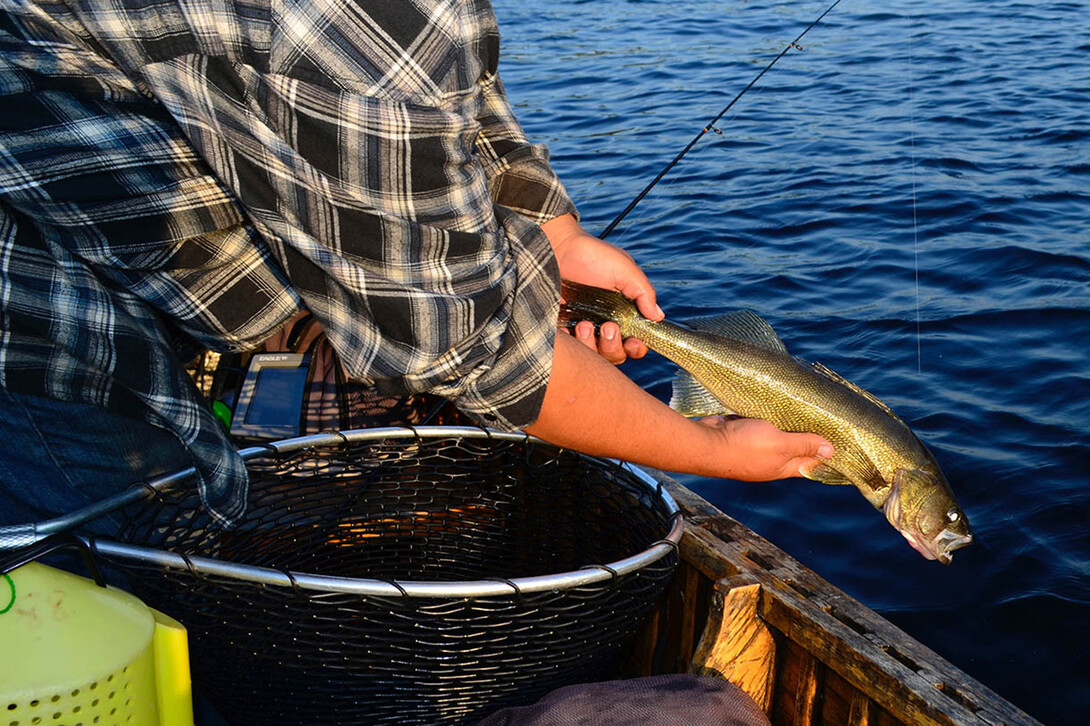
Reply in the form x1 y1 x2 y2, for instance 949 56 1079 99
491 0 1090 723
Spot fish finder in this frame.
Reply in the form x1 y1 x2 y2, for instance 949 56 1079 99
229 353 310 442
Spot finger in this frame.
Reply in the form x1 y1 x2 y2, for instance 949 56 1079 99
597 322 627 365
775 428 833 457
623 337 649 360
573 321 599 353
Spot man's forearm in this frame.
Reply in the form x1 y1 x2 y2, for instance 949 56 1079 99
526 333 734 479
525 333 832 482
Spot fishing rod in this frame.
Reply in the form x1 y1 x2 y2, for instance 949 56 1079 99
599 0 844 240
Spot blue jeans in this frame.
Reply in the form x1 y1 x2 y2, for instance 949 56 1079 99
0 387 192 537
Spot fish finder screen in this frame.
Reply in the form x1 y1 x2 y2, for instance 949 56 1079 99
243 366 308 426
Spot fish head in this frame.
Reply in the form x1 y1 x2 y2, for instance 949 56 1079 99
883 467 972 565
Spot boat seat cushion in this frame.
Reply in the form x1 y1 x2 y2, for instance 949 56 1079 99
476 674 771 726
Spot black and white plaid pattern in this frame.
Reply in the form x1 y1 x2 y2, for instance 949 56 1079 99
0 0 573 524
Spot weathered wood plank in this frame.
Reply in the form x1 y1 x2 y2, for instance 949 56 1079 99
791 650 820 726
817 667 875 726
679 526 741 582
849 689 873 726
690 579 777 712
626 561 705 677
669 560 702 673
623 595 662 677
770 640 823 726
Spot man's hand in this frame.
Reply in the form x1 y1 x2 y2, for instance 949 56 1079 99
697 416 836 481
541 214 664 364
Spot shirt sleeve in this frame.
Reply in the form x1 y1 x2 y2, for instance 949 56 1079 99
475 71 579 225
66 0 565 429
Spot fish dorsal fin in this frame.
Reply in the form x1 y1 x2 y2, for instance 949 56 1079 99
669 371 736 417
683 310 789 355
807 360 908 426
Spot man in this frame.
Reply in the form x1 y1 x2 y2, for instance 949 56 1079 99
0 0 830 532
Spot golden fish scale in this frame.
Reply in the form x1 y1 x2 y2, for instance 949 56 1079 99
627 318 927 496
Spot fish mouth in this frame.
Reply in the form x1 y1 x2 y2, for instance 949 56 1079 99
897 528 973 565
931 529 974 565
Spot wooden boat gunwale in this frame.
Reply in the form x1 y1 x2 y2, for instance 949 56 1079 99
628 469 1041 726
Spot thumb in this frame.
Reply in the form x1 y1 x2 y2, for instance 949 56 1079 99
810 436 835 460
617 276 664 322
793 434 834 477
633 289 665 322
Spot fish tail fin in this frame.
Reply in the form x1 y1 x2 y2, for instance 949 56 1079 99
558 279 640 332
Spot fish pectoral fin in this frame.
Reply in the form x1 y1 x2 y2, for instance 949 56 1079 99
803 461 854 485
806 450 888 492
669 371 736 417
682 310 790 354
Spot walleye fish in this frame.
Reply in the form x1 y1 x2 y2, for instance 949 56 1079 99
560 280 972 564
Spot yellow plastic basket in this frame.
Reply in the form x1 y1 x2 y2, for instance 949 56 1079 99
0 562 192 726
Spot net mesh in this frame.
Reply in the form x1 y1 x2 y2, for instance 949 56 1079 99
105 431 678 726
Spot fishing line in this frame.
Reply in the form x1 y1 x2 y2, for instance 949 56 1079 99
599 0 844 240
604 77 779 254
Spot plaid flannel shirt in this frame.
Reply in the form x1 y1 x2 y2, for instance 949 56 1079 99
0 0 572 524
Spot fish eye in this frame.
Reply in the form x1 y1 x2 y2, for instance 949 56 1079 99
946 509 960 523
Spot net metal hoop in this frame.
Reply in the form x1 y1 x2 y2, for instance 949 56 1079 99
89 427 683 599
